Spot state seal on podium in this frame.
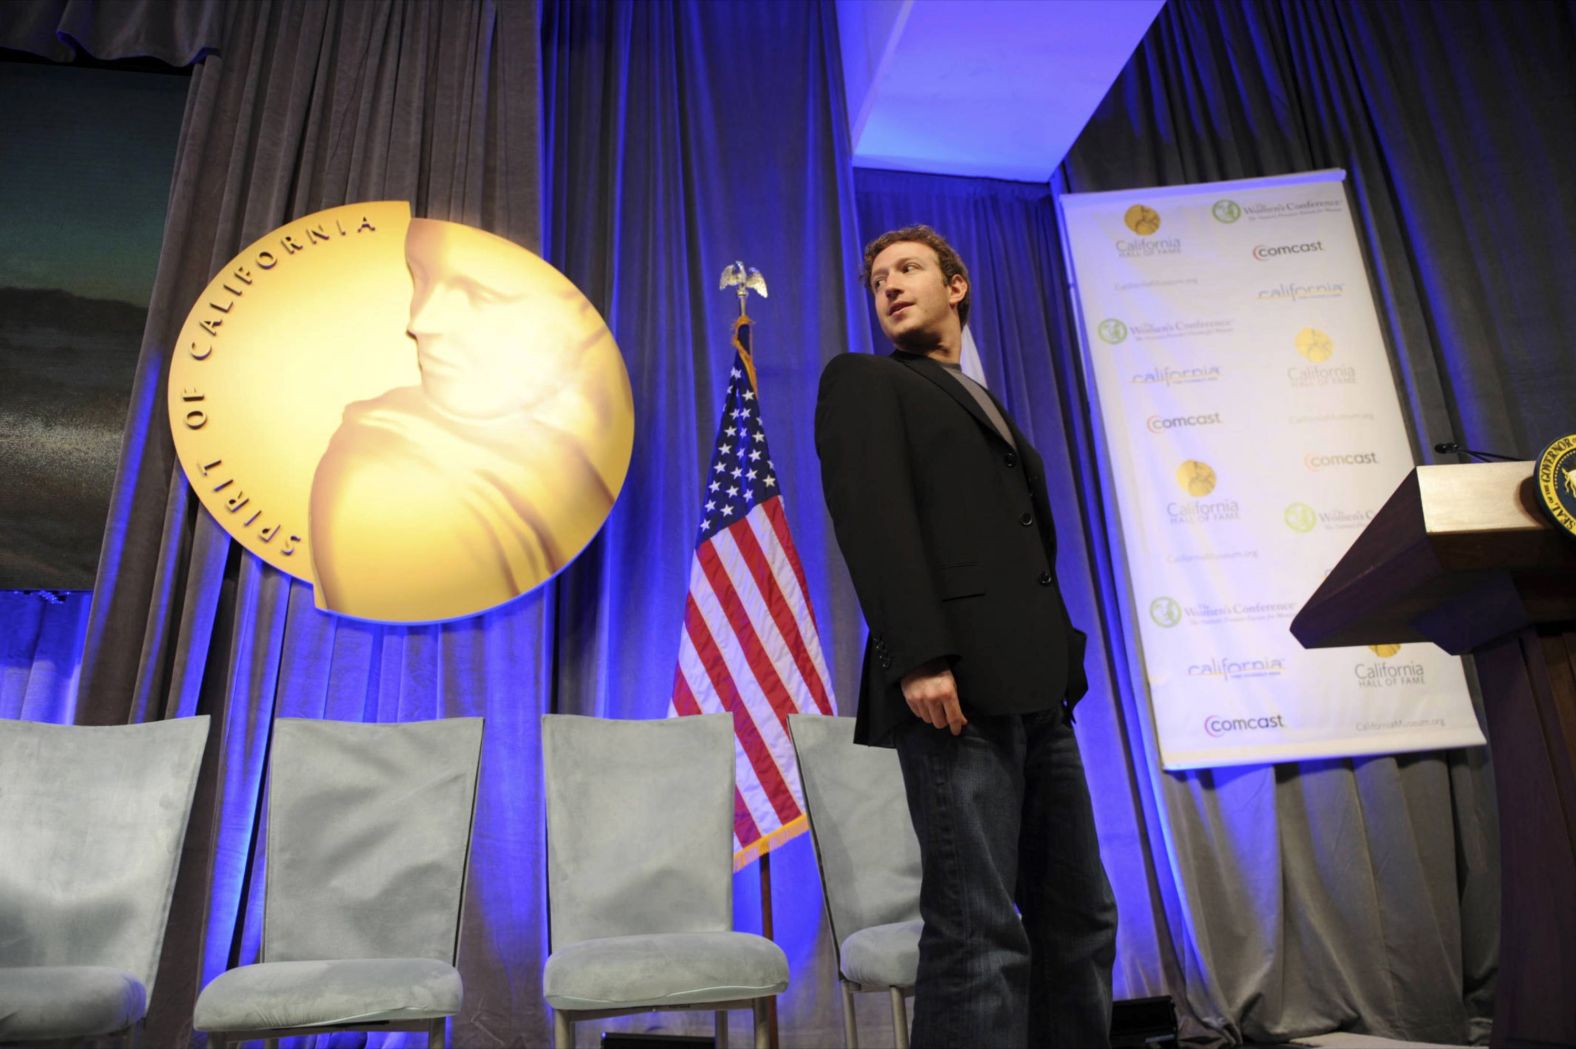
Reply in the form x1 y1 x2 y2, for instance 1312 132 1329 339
1535 433 1576 541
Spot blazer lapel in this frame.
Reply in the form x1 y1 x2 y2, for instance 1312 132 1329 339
891 352 1006 445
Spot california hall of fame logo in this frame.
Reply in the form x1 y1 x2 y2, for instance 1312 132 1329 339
1123 204 1162 236
168 201 635 623
1536 433 1576 540
1175 459 1217 498
1295 326 1334 363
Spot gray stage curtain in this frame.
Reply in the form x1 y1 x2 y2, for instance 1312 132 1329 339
6 1 545 1043
1050 0 1573 1042
0 0 220 65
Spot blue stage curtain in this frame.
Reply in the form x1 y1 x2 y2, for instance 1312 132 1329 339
0 591 91 723
538 3 877 1043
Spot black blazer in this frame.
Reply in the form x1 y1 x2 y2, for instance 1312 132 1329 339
815 350 1088 746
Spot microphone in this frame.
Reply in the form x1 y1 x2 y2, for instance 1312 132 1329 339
1433 441 1521 463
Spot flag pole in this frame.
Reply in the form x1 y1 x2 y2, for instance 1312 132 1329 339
718 259 778 1049
760 849 779 1048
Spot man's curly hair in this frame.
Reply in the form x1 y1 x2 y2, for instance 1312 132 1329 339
859 224 972 328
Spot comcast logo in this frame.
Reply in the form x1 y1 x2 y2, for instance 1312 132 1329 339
1284 502 1316 533
1212 199 1242 223
1097 318 1129 344
1149 596 1182 628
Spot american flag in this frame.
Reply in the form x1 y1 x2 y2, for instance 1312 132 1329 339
668 314 836 868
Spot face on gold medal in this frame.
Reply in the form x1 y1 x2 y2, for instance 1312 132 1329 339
168 202 634 623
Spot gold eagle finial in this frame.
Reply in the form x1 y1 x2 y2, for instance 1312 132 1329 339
719 260 768 315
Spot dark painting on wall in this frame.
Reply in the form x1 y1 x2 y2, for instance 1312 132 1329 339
0 57 186 589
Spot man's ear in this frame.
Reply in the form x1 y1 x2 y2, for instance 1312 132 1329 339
947 273 968 308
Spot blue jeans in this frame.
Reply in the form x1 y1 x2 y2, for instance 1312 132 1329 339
893 710 1117 1048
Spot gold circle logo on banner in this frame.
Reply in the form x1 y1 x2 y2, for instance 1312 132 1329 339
1295 326 1334 362
1176 460 1217 498
1535 434 1576 541
1368 643 1402 658
168 201 635 623
1123 204 1161 236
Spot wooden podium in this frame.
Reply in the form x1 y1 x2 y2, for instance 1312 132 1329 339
1292 462 1576 1048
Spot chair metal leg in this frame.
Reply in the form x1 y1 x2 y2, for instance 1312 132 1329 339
753 998 770 1049
554 1010 573 1049
839 980 859 1049
427 1017 447 1048
715 1009 730 1049
889 988 909 1049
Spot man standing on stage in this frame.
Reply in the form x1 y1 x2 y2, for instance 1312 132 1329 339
815 225 1117 1047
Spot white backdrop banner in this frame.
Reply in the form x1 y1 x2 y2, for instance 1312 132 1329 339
1059 170 1485 769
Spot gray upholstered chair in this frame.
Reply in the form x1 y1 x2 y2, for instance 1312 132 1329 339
0 716 210 1045
193 716 484 1049
789 713 923 1049
541 714 789 1049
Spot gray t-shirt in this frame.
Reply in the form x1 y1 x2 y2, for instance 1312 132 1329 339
938 361 1016 449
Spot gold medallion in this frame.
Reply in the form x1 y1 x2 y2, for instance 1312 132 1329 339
168 202 634 622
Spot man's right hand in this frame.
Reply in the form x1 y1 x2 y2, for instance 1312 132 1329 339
900 660 967 735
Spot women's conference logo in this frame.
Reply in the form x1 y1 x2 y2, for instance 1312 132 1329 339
168 202 635 624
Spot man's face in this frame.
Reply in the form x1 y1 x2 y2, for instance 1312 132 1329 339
868 241 966 350
405 219 578 420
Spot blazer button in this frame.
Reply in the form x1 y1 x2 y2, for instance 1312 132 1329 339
1038 570 1053 586
1019 511 1034 527
1004 451 1018 468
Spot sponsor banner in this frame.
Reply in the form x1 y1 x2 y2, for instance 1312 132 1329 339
1060 170 1484 769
